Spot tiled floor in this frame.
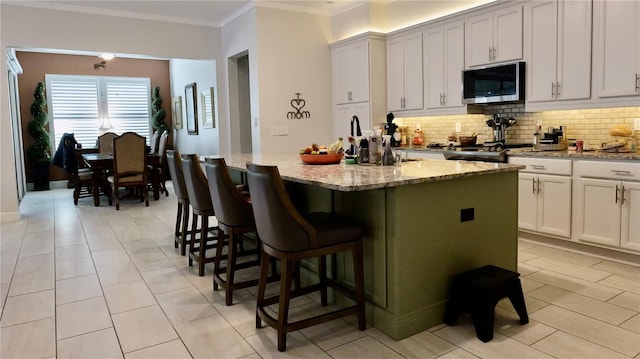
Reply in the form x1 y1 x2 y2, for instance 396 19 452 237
1 186 639 358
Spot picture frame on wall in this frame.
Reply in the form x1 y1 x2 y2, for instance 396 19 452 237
172 96 183 129
185 82 198 135
201 87 215 129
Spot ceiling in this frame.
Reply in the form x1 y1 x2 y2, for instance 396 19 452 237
5 1 369 27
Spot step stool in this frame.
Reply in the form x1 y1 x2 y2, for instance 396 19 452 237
444 264 529 342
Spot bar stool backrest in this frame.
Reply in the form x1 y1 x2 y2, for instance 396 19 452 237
204 157 253 227
180 154 213 212
166 150 188 200
246 163 315 252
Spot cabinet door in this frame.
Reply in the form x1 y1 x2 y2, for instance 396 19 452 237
425 26 445 109
443 21 465 108
387 38 405 111
350 41 371 103
335 103 370 151
403 32 424 110
538 174 572 237
465 12 493 67
593 0 640 98
493 6 523 63
573 178 621 247
557 0 591 101
518 173 538 231
332 46 351 104
621 181 640 251
525 0 557 103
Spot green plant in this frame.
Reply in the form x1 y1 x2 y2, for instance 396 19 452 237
151 86 169 135
26 82 51 162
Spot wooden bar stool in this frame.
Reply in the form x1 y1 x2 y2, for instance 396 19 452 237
444 264 529 342
166 150 191 255
246 163 366 352
204 157 265 305
180 154 219 276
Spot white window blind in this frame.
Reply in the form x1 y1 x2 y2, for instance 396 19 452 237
46 74 151 149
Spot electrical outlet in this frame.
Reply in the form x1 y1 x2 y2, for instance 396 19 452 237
271 127 279 136
634 118 640 131
281 126 288 135
455 122 462 132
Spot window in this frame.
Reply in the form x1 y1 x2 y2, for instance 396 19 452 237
46 74 151 149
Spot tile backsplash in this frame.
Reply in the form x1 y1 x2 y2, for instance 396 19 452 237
395 105 640 149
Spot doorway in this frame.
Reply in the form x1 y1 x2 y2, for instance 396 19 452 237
7 54 27 200
228 52 252 154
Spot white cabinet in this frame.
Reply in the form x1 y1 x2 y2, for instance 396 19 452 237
573 160 640 251
525 0 591 103
592 0 640 99
387 31 423 111
510 157 572 238
424 21 465 110
332 40 370 104
465 6 523 67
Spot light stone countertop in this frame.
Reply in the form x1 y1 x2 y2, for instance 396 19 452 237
507 148 640 161
202 153 524 192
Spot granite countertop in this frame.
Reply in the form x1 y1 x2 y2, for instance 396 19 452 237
508 148 640 161
203 153 523 192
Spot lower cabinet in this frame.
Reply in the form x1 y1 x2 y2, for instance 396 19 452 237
573 178 640 251
518 173 572 237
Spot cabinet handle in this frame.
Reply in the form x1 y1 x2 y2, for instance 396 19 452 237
348 91 352 102
537 178 541 194
489 47 492 61
556 82 561 98
621 185 626 204
611 170 632 176
492 47 496 61
442 93 446 106
636 74 639 92
551 83 556 98
615 185 620 204
531 165 546 170
532 178 536 194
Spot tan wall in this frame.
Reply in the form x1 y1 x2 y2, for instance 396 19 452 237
16 51 170 182
397 105 640 149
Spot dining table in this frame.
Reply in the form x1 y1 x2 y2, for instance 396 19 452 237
81 152 162 206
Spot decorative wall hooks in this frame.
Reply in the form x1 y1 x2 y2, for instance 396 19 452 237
287 92 310 119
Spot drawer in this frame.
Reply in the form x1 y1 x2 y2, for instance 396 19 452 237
574 160 640 181
508 157 572 175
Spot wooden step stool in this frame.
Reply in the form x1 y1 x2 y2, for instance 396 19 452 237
444 264 529 342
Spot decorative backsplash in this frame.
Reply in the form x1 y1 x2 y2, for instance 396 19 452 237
395 105 640 149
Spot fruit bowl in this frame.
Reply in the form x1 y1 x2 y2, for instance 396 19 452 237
458 136 478 146
299 153 344 165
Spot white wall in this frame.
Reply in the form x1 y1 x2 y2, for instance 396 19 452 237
0 4 221 220
170 59 219 156
255 7 333 153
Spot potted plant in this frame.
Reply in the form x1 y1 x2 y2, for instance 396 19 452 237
151 86 169 135
26 82 52 191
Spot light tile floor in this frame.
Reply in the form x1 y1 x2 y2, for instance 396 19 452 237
1 186 639 358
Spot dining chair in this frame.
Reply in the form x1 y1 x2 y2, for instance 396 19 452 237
181 153 219 276
98 132 117 154
246 163 366 352
166 150 191 255
107 132 148 210
204 157 267 305
152 130 169 196
148 130 160 154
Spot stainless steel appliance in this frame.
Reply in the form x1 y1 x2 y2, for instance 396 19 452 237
443 143 533 163
462 62 525 104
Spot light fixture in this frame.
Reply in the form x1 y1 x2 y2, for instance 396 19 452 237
99 53 115 60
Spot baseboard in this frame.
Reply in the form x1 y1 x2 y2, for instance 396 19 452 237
0 211 21 223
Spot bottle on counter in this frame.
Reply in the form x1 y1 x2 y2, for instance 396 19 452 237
382 135 394 165
413 128 424 146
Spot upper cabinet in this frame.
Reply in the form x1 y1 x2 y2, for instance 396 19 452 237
386 31 423 112
332 39 371 104
525 0 592 103
424 21 465 110
592 0 640 99
465 5 523 67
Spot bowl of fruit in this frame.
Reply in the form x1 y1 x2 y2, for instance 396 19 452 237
299 139 344 165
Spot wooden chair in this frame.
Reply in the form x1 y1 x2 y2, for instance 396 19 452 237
181 154 219 276
204 157 267 305
246 163 366 352
166 150 191 255
107 132 148 210
98 132 117 154
150 130 169 196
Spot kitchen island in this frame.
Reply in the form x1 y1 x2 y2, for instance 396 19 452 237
215 154 524 340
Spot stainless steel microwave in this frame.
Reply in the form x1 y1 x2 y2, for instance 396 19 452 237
462 62 525 104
